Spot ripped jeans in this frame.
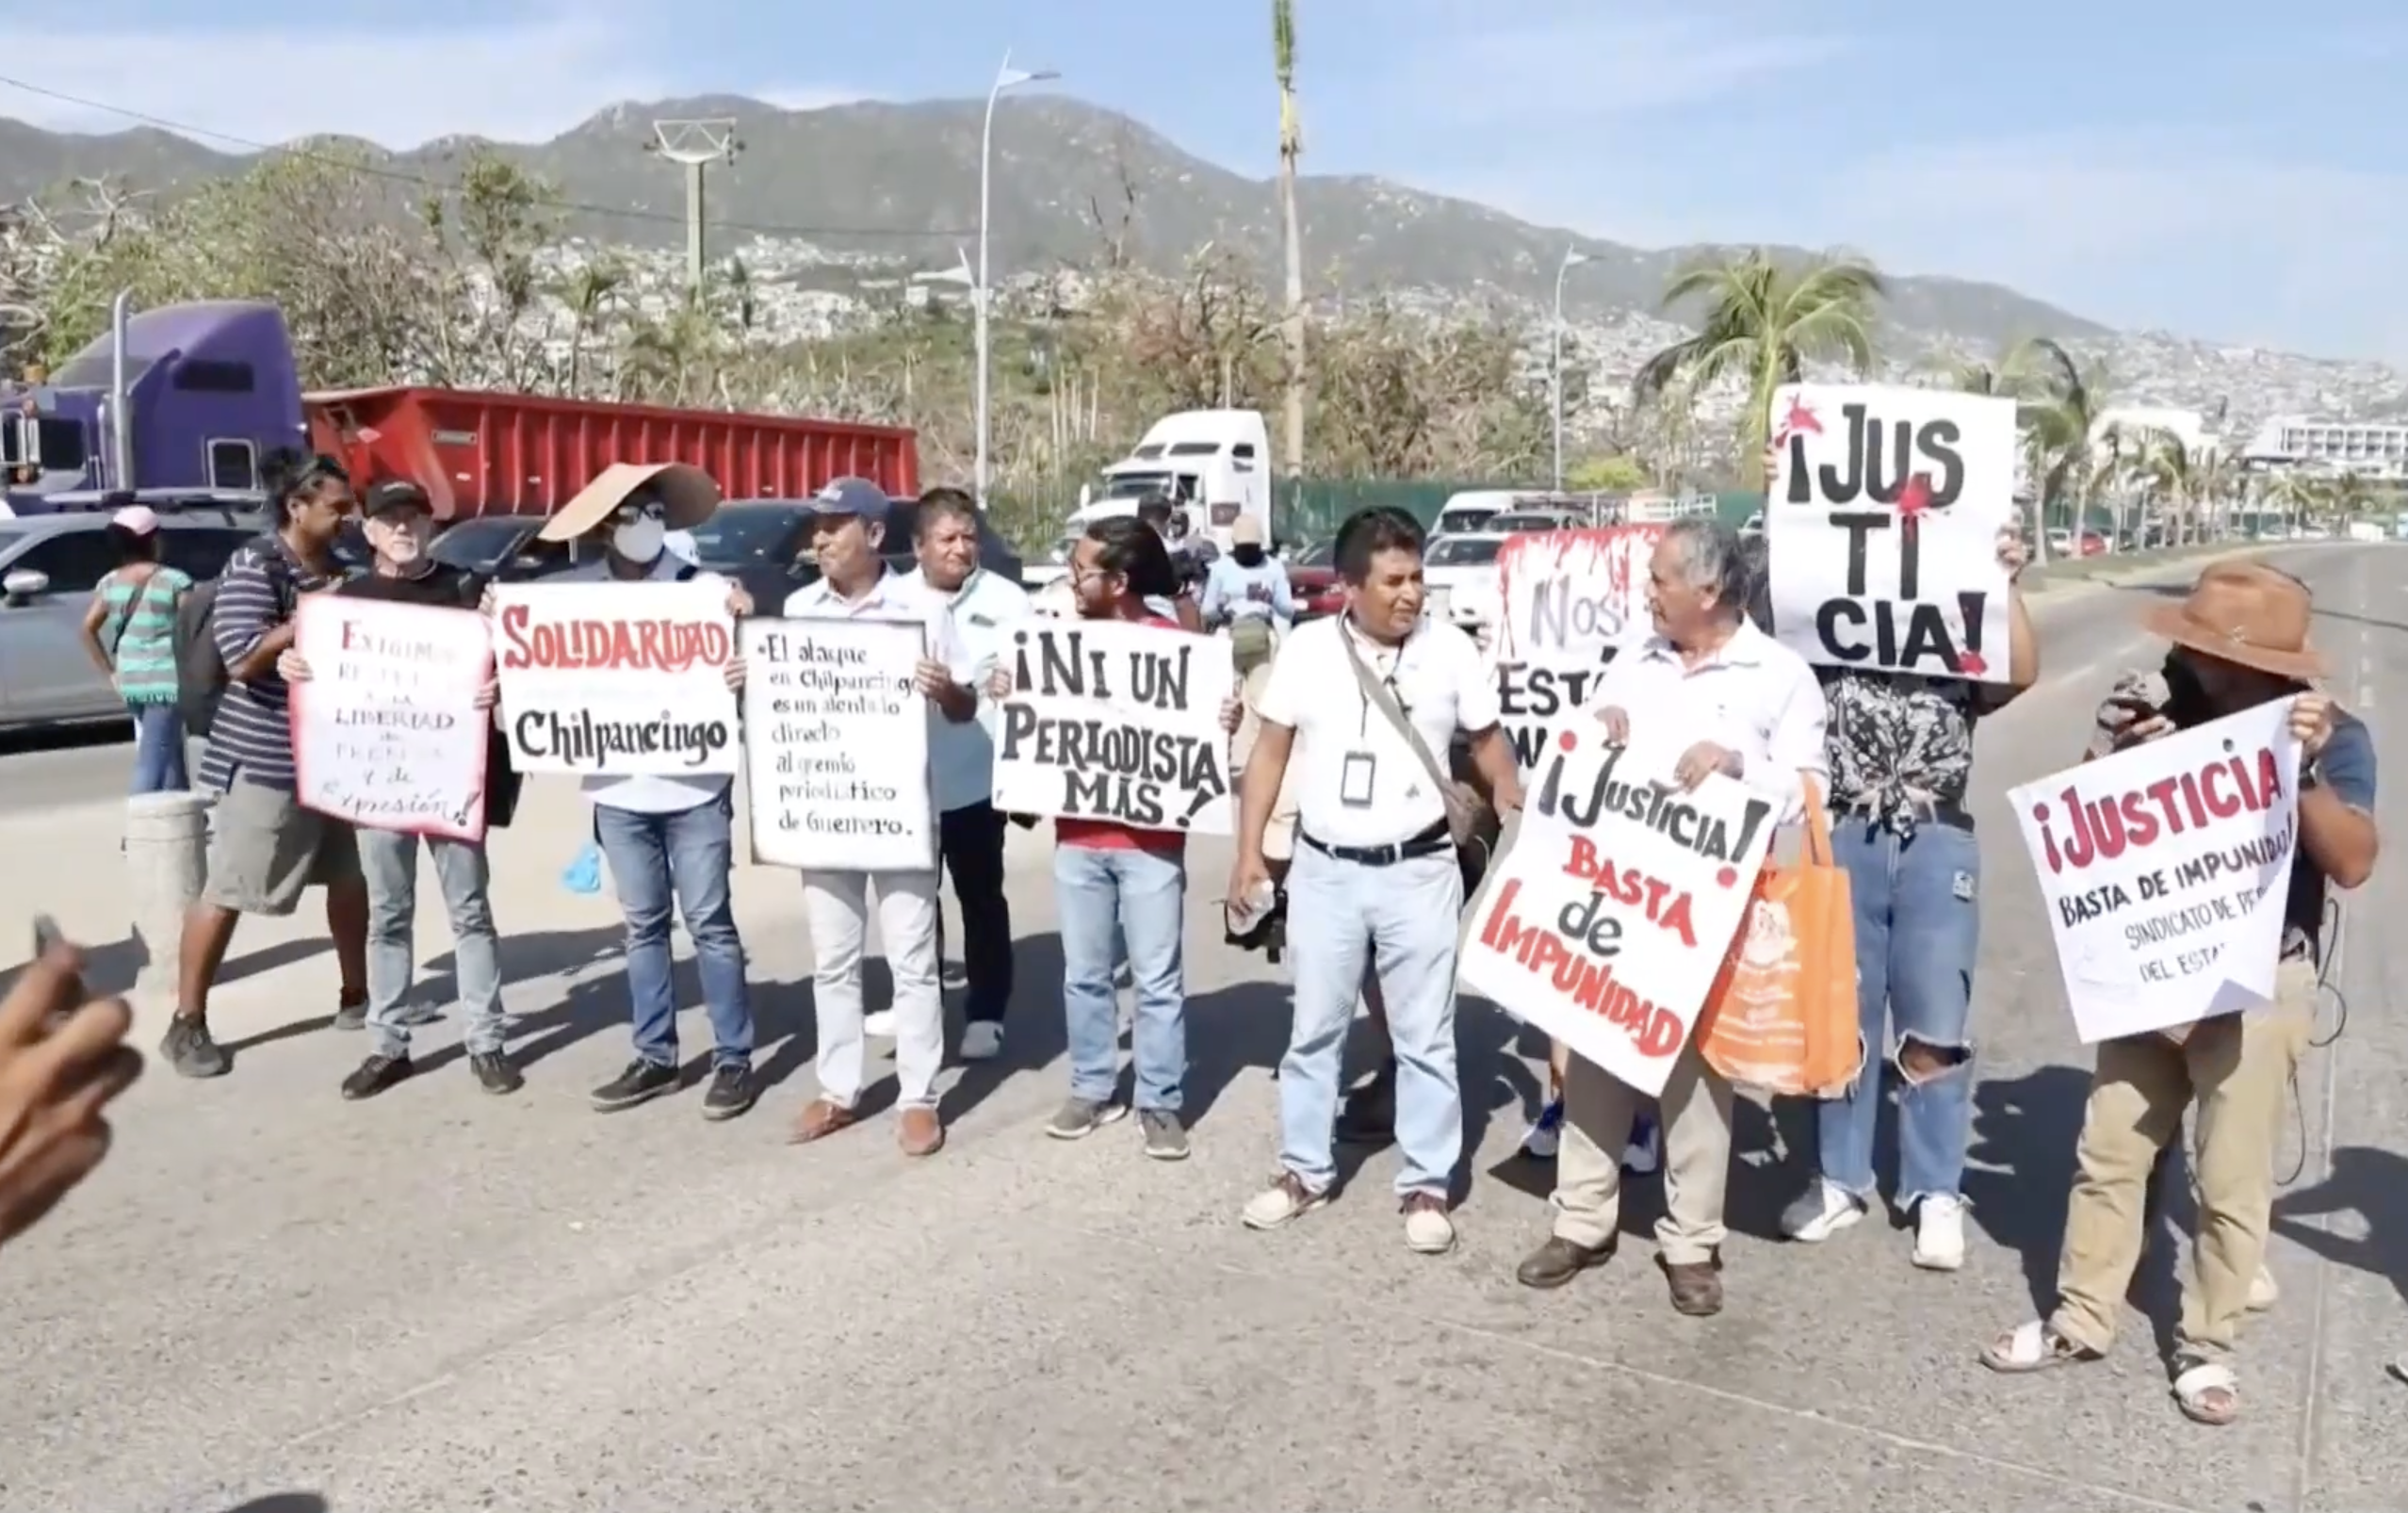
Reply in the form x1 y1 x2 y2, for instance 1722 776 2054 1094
1813 813 1980 1207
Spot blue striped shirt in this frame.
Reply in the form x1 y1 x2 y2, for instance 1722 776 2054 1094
199 539 334 793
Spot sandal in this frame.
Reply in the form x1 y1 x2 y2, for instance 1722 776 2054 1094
2172 1358 2239 1426
1980 1320 2102 1374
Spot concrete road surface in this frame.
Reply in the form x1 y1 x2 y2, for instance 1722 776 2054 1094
0 545 2400 1513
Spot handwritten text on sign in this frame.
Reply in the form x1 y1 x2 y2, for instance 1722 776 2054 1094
291 595 492 839
1458 734 1777 1096
1491 527 1660 772
1766 382 2015 681
2009 700 2301 1042
740 616 934 870
991 620 1235 833
492 580 740 776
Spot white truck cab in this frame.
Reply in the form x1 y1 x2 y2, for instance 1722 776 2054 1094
1025 408 1274 586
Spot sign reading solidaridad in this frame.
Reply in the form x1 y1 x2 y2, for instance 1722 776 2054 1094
490 580 740 777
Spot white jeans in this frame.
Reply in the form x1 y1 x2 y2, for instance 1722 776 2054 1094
800 869 943 1108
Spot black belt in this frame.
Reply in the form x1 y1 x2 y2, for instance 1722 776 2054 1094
1845 800 1974 832
1298 820 1451 867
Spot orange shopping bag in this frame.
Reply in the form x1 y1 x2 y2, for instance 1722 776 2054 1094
1693 777 1863 1098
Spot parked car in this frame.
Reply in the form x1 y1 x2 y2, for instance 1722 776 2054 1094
689 498 1027 612
0 507 276 731
1424 531 1508 629
1286 538 1342 620
1486 509 1580 536
428 513 585 582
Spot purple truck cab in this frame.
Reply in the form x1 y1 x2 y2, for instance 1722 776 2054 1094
0 296 310 516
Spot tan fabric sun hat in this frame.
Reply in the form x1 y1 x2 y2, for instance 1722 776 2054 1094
2140 561 2323 682
538 462 723 542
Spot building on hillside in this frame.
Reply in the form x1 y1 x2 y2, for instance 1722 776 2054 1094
2239 416 2408 479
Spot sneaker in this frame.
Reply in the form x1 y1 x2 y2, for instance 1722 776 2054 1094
863 1009 897 1037
1334 1067 1397 1143
589 1059 679 1113
1781 1179 1868 1243
700 1064 757 1122
1622 1118 1661 1175
2249 1264 2280 1311
1912 1194 1968 1271
160 1015 229 1079
1402 1191 1456 1255
1046 1097 1129 1140
960 1021 1005 1062
1139 1109 1190 1161
339 1052 413 1100
467 1051 524 1096
1520 1098 1563 1160
1241 1171 1329 1231
331 996 368 1033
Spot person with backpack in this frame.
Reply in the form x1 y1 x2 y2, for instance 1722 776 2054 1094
274 480 526 1100
162 451 372 1080
79 503 194 794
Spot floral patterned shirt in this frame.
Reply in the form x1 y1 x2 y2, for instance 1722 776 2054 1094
1820 669 1980 838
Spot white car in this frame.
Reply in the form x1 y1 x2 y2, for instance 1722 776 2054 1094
1424 531 1508 631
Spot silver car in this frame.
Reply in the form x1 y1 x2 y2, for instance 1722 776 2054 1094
0 508 275 731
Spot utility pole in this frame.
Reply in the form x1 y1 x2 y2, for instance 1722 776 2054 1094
646 119 741 300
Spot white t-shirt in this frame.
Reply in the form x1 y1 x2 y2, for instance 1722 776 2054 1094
900 565 1032 813
1256 612 1499 850
783 566 976 824
577 552 739 816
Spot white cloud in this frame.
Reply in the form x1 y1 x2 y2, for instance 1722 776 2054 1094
0 9 861 150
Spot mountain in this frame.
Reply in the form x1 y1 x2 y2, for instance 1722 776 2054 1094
0 95 2107 351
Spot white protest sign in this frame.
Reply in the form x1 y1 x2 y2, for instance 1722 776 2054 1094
1459 732 1779 1096
491 580 740 776
992 619 1236 833
2010 700 2301 1042
739 616 934 870
1766 382 2016 681
1491 527 1661 772
290 595 493 839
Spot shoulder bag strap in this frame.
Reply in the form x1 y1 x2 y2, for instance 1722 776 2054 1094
1339 625 1452 797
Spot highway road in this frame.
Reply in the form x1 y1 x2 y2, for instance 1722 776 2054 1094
0 543 2400 1513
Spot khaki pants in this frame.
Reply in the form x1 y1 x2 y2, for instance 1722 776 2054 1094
2051 958 2315 1361
1550 1041 1735 1264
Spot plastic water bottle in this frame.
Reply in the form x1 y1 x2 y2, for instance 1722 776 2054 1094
561 842 603 896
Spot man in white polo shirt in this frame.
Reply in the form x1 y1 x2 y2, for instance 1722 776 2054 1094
900 485 1031 1062
782 477 981 1158
1511 515 1827 1317
1228 506 1523 1255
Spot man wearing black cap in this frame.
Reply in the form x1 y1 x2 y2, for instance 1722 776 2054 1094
279 480 525 1098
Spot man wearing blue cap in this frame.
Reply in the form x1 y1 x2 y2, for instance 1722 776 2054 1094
783 476 982 1158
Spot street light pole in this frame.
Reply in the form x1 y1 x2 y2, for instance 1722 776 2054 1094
977 50 1059 508
1551 245 1591 492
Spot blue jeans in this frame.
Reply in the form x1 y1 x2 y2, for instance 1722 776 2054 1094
130 702 187 793
1814 815 1980 1206
594 792 754 1070
1280 844 1463 1196
1056 842 1187 1113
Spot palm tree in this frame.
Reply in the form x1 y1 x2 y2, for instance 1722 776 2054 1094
1272 0 1307 481
1634 249 1884 485
2138 428 2193 544
2010 336 2109 557
557 257 626 399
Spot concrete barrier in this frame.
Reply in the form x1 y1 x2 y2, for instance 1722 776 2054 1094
125 791 207 1003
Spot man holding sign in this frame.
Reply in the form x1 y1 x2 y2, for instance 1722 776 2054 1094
1983 564 2376 1429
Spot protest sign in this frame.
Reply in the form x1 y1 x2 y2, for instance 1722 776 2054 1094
991 620 1235 832
738 616 934 870
1765 383 2016 680
490 581 740 776
2009 700 2301 1042
1491 527 1661 771
290 595 493 839
1459 731 1779 1096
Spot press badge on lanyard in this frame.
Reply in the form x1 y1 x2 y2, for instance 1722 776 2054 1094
1340 752 1378 807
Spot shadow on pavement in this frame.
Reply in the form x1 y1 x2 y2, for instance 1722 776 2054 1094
218 1498 329 1513
2272 1145 2408 1306
1962 1064 2094 1315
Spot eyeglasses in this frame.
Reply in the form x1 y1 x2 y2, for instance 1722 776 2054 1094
610 499 668 525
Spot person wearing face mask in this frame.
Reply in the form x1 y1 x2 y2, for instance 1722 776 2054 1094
163 449 373 1080
537 464 759 1120
1228 507 1523 1255
1983 563 2376 1429
278 481 525 1099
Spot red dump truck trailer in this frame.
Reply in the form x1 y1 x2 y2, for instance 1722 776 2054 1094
304 386 920 520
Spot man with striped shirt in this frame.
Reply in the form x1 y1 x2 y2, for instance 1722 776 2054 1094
163 454 372 1079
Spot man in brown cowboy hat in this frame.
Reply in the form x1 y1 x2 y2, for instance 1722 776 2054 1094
1982 561 2378 1428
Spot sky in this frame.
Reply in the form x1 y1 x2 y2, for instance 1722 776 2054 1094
5 0 2403 366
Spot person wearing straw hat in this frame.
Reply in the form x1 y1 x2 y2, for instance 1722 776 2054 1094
531 463 762 1122
1982 562 2378 1427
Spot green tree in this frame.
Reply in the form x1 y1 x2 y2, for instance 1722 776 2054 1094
1273 0 1307 479
1635 249 1885 482
1566 454 1651 492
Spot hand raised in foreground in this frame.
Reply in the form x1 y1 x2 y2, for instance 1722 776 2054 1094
1219 693 1243 735
1673 740 1739 790
724 658 747 692
2289 691 2335 757
1592 705 1632 745
0 941 144 1253
986 666 1014 701
914 659 956 701
276 650 313 683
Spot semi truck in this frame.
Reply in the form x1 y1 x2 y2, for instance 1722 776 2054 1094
0 293 919 518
